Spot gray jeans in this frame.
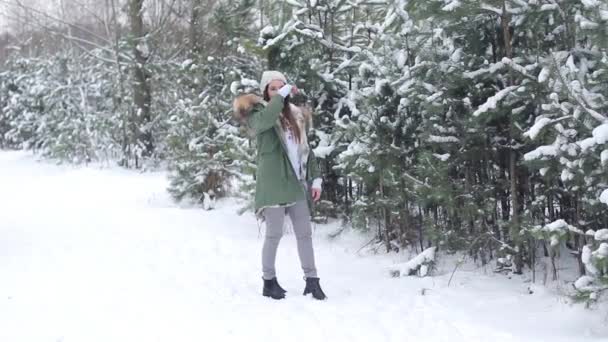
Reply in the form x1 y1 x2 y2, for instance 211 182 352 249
262 200 318 280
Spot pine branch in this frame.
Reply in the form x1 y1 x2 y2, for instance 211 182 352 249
550 51 608 124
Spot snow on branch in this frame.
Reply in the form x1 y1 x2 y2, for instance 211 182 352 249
595 229 608 241
593 123 608 144
463 62 505 78
550 52 608 124
284 0 305 7
580 0 601 9
524 118 552 140
524 116 571 140
473 86 518 117
292 23 362 54
501 57 536 80
601 150 608 166
601 189 608 206
572 123 608 156
480 4 503 15
442 0 462 11
524 143 558 160
529 219 582 247
389 247 436 277
428 135 459 143
262 22 298 48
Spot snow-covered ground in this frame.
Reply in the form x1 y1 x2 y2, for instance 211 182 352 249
0 150 606 342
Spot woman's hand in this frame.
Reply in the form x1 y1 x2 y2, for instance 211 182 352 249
311 187 322 202
278 84 299 98
278 84 292 98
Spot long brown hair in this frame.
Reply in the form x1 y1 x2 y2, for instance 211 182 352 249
264 86 301 143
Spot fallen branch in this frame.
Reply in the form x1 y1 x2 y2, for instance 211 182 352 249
389 247 437 278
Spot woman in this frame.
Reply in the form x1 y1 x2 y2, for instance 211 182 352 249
233 71 327 300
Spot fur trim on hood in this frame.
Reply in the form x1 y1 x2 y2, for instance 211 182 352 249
232 93 263 122
232 93 313 131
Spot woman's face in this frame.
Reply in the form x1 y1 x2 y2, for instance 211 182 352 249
266 79 286 98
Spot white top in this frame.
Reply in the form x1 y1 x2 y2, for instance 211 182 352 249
284 129 301 180
283 129 323 190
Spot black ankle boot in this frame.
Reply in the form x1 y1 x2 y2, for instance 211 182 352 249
275 278 287 294
303 277 327 300
263 277 286 300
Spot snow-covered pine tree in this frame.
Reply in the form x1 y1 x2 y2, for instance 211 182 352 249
0 48 130 164
333 0 428 251
0 64 20 149
165 0 259 208
382 0 565 270
258 0 369 218
514 0 608 299
165 58 254 208
0 57 49 151
37 53 118 163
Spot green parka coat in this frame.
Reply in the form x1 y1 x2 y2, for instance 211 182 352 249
233 93 321 214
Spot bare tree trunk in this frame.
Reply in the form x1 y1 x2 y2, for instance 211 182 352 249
502 1 523 274
550 247 558 280
189 0 203 58
379 176 390 252
129 0 153 163
105 0 132 167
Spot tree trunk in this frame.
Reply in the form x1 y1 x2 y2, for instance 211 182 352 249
129 0 153 161
501 1 523 274
379 176 390 253
108 0 131 167
189 0 203 58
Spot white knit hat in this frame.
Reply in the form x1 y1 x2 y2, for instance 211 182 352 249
259 70 287 92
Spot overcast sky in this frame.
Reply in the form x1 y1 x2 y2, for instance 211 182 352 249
0 1 78 34
0 3 9 32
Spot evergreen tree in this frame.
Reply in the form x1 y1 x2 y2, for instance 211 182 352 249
258 0 372 218
165 0 259 208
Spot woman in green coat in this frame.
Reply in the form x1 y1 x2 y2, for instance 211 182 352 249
233 70 327 300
